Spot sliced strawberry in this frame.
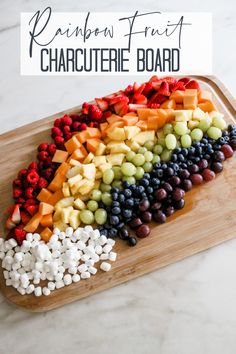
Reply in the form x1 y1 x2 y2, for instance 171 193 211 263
103 93 117 102
142 82 153 97
124 85 133 95
114 102 129 116
95 98 109 112
149 75 159 83
171 81 186 92
11 204 21 224
82 102 90 115
3 205 15 216
128 104 147 112
14 227 27 245
185 80 200 90
133 94 147 105
158 82 170 96
149 92 167 105
162 77 177 85
5 217 16 230
109 95 129 106
134 83 145 95
148 103 160 109
20 211 31 225
25 204 38 216
151 80 163 91
178 77 191 85
103 111 112 119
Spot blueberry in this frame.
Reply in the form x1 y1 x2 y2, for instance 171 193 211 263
178 154 185 162
127 237 137 246
112 201 120 207
146 186 153 194
140 178 149 187
172 163 180 172
153 163 161 170
122 209 133 219
119 227 129 239
111 187 119 194
108 228 118 237
123 181 130 189
136 186 145 195
151 178 160 187
171 154 178 162
181 148 188 157
125 198 134 207
165 167 174 177
111 207 121 215
117 222 125 229
162 163 168 170
143 173 151 179
110 215 120 225
100 229 108 236
118 194 125 203
124 189 132 198
174 147 181 154
112 193 118 201
156 169 164 178
188 146 195 155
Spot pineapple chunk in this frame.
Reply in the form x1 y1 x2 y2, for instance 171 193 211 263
82 163 96 180
83 152 94 164
174 110 193 122
106 154 125 166
62 182 71 197
131 131 155 145
70 179 87 195
95 170 103 179
209 111 224 120
126 140 140 152
99 163 112 172
69 209 80 229
110 143 130 154
107 127 126 141
76 193 90 202
66 166 81 179
192 107 205 121
188 120 199 130
106 140 125 148
93 155 107 166
69 159 81 167
55 197 74 209
103 136 110 145
53 220 67 232
61 206 74 224
95 142 106 156
74 197 86 210
93 180 101 190
124 126 141 140
53 207 62 221
79 180 94 195
68 173 83 187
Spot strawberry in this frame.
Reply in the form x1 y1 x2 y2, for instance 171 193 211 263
25 204 38 216
20 211 31 225
128 104 147 112
134 83 145 95
171 81 186 92
70 113 80 121
185 80 200 90
109 95 129 106
24 199 37 208
158 82 170 96
142 82 153 97
114 102 129 116
133 94 147 105
149 75 159 83
149 92 167 105
103 111 112 119
11 204 21 224
95 98 109 111
103 93 117 102
124 84 133 95
88 104 103 121
148 103 160 109
178 77 191 85
5 217 16 230
82 102 90 115
162 76 177 85
151 80 163 91
62 115 72 126
14 227 26 245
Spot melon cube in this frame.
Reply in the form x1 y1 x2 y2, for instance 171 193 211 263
82 163 96 180
107 127 126 141
131 131 155 145
52 150 69 163
69 210 81 229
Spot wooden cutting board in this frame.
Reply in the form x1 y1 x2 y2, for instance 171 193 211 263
0 76 236 312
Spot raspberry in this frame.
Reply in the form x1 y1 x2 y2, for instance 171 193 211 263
88 104 103 121
13 179 22 187
102 111 112 119
38 143 48 152
25 187 34 199
80 123 87 130
41 168 53 181
65 132 72 140
37 161 44 171
72 121 81 131
51 126 63 137
18 169 28 179
14 227 26 245
38 151 49 161
88 122 95 127
62 115 72 126
54 118 62 127
17 197 26 204
54 136 64 146
71 114 80 121
63 125 71 133
38 177 48 189
48 143 56 156
44 157 53 167
24 199 37 208
26 171 39 185
28 161 38 171
13 188 23 199
82 102 90 114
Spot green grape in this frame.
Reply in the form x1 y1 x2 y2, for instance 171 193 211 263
174 122 188 136
190 128 203 141
94 208 107 225
176 140 181 148
152 154 161 164
153 144 163 155
157 138 166 147
163 123 173 135
207 126 222 140
112 166 122 180
87 200 98 212
138 147 147 154
212 116 227 130
100 183 112 193
134 166 145 180
144 141 155 151
80 209 94 225
161 149 172 162
143 162 153 172
132 153 145 166
101 192 112 206
112 180 123 189
90 189 102 202
165 134 177 150
144 151 153 162
126 151 136 162
103 169 114 185
181 134 192 148
122 176 136 184
198 117 212 132
121 162 137 176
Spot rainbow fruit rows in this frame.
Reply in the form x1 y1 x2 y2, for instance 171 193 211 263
4 76 236 247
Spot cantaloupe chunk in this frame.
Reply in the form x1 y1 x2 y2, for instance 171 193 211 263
64 136 81 154
55 162 70 176
39 202 54 216
37 188 52 203
87 139 101 153
100 122 109 137
40 214 53 228
136 120 148 131
147 116 159 130
48 173 67 192
125 112 137 116
40 227 53 242
122 115 139 126
105 121 125 133
76 130 89 144
197 101 217 112
198 90 213 103
106 114 121 124
160 99 176 109
52 149 68 163
86 127 102 139
176 104 184 109
137 108 152 120
47 189 64 206
24 213 42 233
70 147 88 162
156 109 168 128
170 90 185 103
183 94 198 110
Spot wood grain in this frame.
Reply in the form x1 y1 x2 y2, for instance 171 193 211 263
0 76 235 312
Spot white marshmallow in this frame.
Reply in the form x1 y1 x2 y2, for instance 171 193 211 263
64 274 72 285
34 286 42 296
42 287 51 296
109 252 117 262
100 262 111 272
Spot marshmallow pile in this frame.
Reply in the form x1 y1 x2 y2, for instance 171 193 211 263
0 226 117 296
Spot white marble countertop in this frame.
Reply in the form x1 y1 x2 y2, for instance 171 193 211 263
1 1 236 353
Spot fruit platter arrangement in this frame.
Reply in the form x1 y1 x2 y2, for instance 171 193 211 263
0 75 236 309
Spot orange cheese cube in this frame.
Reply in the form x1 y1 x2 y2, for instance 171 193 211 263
24 213 42 233
86 127 102 139
48 173 67 192
198 90 213 103
40 227 53 242
160 99 176 109
183 95 198 109
55 162 70 176
40 214 53 228
136 120 148 131
39 202 54 216
137 108 152 120
76 131 89 144
47 189 64 206
37 188 52 203
87 139 101 153
147 116 158 130
165 109 175 123
52 149 68 163
64 136 81 154
122 115 139 126
70 148 87 162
